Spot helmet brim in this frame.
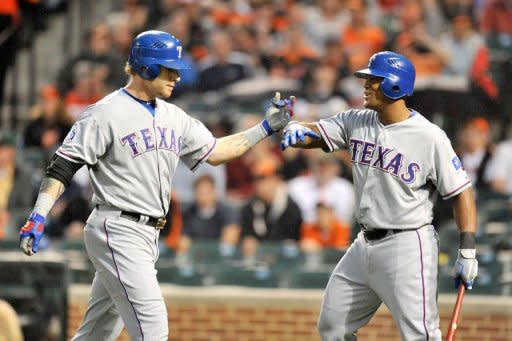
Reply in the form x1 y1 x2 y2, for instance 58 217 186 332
354 68 387 79
158 59 191 70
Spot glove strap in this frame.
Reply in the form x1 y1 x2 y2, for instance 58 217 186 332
261 119 273 136
29 212 45 224
459 249 476 259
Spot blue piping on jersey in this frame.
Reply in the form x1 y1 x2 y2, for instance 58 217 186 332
121 88 156 117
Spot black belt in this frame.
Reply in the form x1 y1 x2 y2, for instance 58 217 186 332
363 228 405 241
120 211 167 230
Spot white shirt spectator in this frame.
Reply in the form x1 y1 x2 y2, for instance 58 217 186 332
484 141 512 194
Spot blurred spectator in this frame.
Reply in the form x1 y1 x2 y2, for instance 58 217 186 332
160 192 183 252
0 130 33 238
107 13 135 57
294 62 349 121
457 117 493 192
240 158 302 258
300 201 351 253
179 174 240 255
288 150 355 225
64 61 104 120
484 137 512 195
173 160 227 204
109 0 149 34
225 114 280 202
268 25 318 80
0 0 21 109
480 0 512 35
391 0 447 77
303 0 350 54
280 148 309 180
159 8 200 96
23 85 72 152
198 29 252 92
341 0 387 72
440 14 498 102
57 23 126 97
45 181 91 240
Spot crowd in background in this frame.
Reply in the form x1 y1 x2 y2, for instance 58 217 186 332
2 0 512 262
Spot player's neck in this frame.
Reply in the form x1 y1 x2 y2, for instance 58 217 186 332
377 101 411 125
124 79 156 102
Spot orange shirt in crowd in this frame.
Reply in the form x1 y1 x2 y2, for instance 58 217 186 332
342 26 386 71
301 221 351 249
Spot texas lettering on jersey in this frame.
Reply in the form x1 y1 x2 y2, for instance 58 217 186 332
349 138 420 184
120 126 182 157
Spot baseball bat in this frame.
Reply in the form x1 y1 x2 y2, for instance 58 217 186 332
445 284 466 341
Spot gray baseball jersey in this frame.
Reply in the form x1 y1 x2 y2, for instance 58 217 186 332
315 108 471 341
63 89 216 341
316 108 471 229
57 89 215 217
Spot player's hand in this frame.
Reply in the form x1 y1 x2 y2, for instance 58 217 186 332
280 121 321 150
262 92 295 135
19 213 46 256
454 249 478 290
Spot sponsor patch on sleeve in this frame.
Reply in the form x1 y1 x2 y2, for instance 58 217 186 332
451 156 462 171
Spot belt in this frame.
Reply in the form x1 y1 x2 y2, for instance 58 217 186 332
120 211 167 230
362 228 405 241
96 205 166 230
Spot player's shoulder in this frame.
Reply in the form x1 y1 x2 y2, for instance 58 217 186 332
78 90 125 121
410 112 450 140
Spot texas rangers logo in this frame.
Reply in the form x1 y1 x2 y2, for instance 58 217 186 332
64 127 77 143
349 138 420 184
121 126 182 157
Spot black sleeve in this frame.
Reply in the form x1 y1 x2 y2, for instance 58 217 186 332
45 153 84 187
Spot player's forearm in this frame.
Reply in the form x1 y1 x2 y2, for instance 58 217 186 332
32 177 66 217
208 124 268 165
452 187 477 248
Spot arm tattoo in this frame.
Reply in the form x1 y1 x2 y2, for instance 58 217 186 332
210 133 251 164
39 177 66 199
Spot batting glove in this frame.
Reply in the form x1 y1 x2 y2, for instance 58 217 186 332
280 121 321 150
19 212 46 256
262 92 295 135
454 249 478 290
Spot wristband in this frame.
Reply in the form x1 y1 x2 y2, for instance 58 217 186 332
459 231 476 249
261 119 273 135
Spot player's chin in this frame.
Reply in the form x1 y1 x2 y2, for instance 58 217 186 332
160 87 173 98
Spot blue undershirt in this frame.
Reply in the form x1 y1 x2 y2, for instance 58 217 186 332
121 88 156 116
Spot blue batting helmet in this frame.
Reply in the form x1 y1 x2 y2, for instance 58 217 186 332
354 51 416 100
128 30 189 80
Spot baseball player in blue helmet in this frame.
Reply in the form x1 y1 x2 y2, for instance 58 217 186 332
280 51 478 340
19 30 295 341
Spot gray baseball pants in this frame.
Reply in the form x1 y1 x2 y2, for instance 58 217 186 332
318 225 442 341
71 206 167 341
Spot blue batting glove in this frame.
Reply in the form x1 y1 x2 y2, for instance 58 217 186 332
280 121 321 150
454 249 478 290
19 212 46 256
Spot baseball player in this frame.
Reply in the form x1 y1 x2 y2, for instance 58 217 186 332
280 51 479 340
18 30 294 341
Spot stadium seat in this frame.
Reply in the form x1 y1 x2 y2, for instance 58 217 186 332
284 267 332 289
320 248 346 265
157 264 204 286
212 264 280 288
187 240 241 265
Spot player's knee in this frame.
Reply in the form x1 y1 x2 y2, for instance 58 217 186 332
318 306 354 341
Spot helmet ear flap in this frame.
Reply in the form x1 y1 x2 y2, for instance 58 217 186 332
139 64 160 80
380 78 402 100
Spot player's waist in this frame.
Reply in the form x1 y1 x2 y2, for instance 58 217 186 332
360 224 427 241
95 204 167 230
